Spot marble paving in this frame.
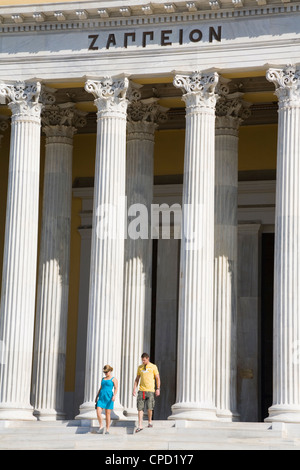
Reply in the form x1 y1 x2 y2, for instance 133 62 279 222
1 420 300 450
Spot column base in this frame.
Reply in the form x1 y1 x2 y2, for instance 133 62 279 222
123 408 138 419
168 402 218 421
216 409 240 422
265 404 300 423
0 404 36 421
33 409 66 421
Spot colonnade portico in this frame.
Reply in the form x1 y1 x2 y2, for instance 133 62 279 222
0 64 300 424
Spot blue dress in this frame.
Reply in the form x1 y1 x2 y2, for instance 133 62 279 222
97 377 114 410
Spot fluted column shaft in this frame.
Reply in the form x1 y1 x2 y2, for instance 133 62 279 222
214 117 239 421
121 98 167 416
32 104 87 420
0 81 43 420
214 93 251 421
77 77 129 419
266 65 300 423
122 121 154 417
170 72 218 420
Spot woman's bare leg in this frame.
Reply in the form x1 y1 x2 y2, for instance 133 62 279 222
105 409 111 432
96 407 104 431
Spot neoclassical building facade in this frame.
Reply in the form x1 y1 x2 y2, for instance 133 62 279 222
0 0 300 425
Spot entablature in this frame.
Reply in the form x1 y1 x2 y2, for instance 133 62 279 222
0 0 299 32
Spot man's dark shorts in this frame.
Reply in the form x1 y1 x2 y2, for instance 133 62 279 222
137 391 155 411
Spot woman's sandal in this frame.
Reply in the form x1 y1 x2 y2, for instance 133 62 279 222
135 427 143 433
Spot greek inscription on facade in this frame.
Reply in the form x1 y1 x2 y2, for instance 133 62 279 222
88 26 222 50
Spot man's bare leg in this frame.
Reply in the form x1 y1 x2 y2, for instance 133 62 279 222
148 409 153 427
138 409 144 429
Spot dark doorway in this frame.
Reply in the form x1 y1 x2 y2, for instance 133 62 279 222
260 233 274 421
150 238 180 419
150 239 158 361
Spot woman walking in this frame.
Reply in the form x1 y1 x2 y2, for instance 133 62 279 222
95 365 118 434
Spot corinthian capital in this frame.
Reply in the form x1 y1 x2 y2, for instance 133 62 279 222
267 65 300 107
127 98 168 140
128 98 168 124
85 76 129 115
173 71 219 110
42 103 87 137
215 77 251 131
216 93 251 124
127 81 142 104
0 80 43 118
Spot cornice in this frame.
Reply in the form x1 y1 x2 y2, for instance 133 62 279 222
0 0 299 33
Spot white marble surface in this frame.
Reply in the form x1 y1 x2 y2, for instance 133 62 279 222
266 66 300 423
0 82 43 420
0 9 299 80
1 419 300 450
170 72 218 421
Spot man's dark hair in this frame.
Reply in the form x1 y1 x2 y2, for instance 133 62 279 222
141 352 149 359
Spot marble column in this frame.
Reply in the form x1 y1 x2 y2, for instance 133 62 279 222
77 76 129 420
170 71 219 421
214 88 251 421
0 81 43 420
31 103 87 420
266 65 300 423
121 96 168 417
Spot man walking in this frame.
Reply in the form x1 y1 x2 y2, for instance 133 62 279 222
133 352 160 433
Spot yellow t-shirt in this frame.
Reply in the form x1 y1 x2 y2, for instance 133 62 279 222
137 362 159 392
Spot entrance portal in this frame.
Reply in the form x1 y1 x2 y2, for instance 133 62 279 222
261 233 274 421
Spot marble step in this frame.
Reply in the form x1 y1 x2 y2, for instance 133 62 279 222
0 419 274 433
1 420 300 450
